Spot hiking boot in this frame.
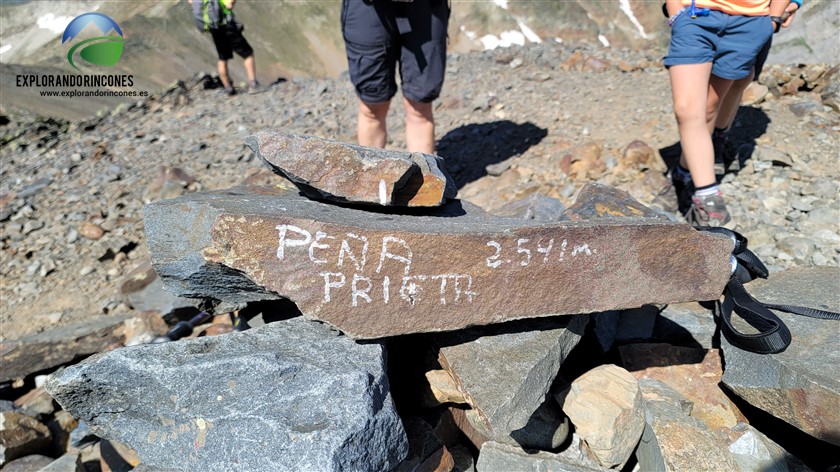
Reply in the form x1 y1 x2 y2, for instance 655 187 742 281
669 168 695 216
247 80 267 94
224 86 237 96
687 191 732 228
713 134 727 178
713 132 740 176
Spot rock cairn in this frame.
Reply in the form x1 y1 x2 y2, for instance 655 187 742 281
5 134 827 471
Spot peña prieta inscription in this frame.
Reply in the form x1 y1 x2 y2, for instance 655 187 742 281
144 186 734 339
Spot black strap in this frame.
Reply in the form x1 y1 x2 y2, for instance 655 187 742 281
700 227 839 354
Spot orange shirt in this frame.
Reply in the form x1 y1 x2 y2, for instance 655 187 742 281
682 0 770 15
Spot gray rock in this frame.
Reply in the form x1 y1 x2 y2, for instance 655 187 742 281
652 302 716 348
776 237 814 261
491 193 567 221
45 318 408 471
35 453 83 472
436 316 587 440
1 455 54 472
118 261 200 319
721 267 840 446
728 423 810 472
806 205 839 226
636 379 740 472
16 178 52 199
476 438 607 472
0 314 132 383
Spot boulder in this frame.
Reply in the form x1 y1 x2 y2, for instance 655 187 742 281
246 132 455 207
143 184 734 339
435 316 586 446
45 318 407 471
559 364 645 468
721 267 840 446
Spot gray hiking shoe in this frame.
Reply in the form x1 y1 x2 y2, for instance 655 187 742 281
247 81 267 94
687 191 732 228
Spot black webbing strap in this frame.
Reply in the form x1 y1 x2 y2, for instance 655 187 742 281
698 227 840 354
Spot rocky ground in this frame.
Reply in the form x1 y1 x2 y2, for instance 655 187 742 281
1 41 839 471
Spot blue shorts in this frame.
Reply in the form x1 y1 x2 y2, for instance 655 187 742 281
664 9 773 80
341 0 450 104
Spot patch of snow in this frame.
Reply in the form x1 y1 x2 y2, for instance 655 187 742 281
620 0 650 39
37 13 74 35
494 0 509 10
479 30 526 50
517 20 542 44
554 37 563 44
598 34 610 47
459 25 477 41
0 44 12 55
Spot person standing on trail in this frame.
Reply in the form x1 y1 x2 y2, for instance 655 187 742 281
189 0 263 95
664 0 791 227
341 0 450 154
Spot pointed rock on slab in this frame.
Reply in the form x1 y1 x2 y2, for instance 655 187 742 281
44 318 408 472
721 267 840 446
246 132 455 207
143 184 734 339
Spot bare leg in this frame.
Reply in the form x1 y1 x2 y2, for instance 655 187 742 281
706 74 734 134
217 60 231 89
243 55 256 83
358 100 390 148
670 63 717 188
714 72 753 131
404 97 435 154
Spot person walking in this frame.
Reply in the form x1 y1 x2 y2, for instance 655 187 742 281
341 0 450 154
664 0 790 227
190 0 262 95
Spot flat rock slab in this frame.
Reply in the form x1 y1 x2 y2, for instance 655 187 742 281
721 266 840 446
44 318 407 472
0 314 131 382
435 316 587 439
143 184 733 339
247 132 455 207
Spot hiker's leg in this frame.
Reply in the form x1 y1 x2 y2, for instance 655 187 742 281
670 62 716 188
706 74 734 134
404 98 435 154
217 60 231 89
358 100 391 148
243 55 256 83
715 72 753 131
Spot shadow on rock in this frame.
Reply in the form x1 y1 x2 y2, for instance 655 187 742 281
437 120 548 189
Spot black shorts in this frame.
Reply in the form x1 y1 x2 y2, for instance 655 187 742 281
210 24 254 61
341 0 450 104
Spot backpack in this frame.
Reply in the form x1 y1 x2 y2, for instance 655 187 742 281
192 0 230 32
